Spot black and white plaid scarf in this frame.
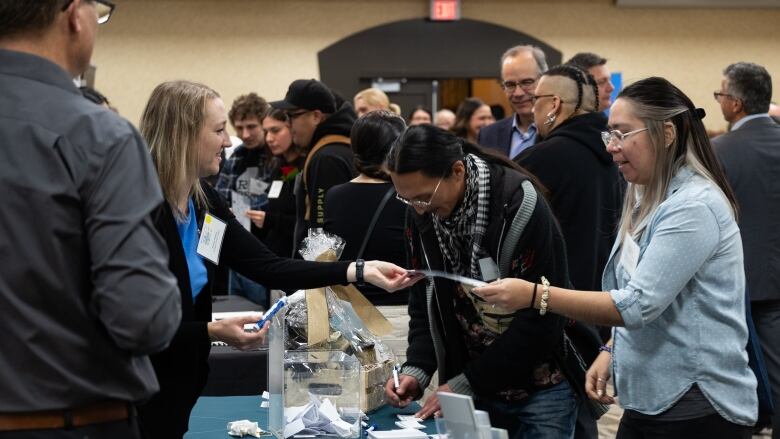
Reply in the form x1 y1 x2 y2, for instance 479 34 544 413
432 153 491 278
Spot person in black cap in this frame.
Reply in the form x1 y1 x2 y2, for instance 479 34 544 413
271 79 357 253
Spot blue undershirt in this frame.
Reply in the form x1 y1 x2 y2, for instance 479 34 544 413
176 199 208 300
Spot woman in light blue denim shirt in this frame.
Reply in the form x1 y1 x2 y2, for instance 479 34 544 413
476 77 757 438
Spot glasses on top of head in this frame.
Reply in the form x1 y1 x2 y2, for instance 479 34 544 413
500 78 538 94
395 177 443 208
61 0 116 24
713 91 738 102
601 128 648 149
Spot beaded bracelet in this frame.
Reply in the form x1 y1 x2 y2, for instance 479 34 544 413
599 345 613 354
539 276 550 315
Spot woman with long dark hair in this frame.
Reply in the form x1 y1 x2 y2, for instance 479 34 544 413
383 124 578 438
324 110 411 362
452 97 495 143
254 108 306 262
477 77 757 438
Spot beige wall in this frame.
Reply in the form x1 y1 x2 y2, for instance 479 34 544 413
93 0 780 131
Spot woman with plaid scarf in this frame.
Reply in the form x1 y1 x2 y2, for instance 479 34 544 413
384 124 578 438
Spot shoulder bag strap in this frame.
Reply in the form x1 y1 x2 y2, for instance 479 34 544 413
356 186 396 260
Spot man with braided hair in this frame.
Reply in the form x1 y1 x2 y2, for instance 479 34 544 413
515 64 624 439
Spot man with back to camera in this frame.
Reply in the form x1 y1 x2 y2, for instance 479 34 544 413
478 45 547 159
712 61 780 438
0 1 181 437
271 79 357 253
565 52 616 112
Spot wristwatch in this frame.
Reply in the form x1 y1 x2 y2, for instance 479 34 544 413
356 259 366 287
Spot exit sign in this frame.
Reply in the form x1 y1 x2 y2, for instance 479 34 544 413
430 0 460 21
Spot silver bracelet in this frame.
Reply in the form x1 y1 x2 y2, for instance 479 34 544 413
539 276 550 315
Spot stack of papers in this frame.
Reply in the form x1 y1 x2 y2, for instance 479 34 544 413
283 394 359 438
394 416 425 430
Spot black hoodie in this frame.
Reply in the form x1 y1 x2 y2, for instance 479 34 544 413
516 112 624 293
294 102 357 251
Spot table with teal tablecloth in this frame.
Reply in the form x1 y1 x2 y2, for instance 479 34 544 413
186 396 433 438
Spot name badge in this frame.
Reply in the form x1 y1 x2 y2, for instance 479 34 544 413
197 213 227 264
619 234 640 278
268 180 284 199
478 257 500 282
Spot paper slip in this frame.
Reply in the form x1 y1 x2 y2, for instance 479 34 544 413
231 190 252 231
262 391 270 400
396 415 423 422
395 421 425 430
319 399 340 422
284 419 307 438
268 180 284 199
327 419 355 436
408 269 487 288
260 401 270 408
212 311 261 321
368 429 428 439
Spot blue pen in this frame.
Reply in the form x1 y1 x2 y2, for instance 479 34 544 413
254 296 288 330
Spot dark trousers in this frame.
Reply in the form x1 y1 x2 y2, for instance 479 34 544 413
615 413 752 439
753 300 780 438
573 401 598 439
0 419 142 439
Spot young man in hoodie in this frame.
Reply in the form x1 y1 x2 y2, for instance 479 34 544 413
271 79 357 252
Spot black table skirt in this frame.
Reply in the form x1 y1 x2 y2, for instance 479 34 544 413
203 295 269 396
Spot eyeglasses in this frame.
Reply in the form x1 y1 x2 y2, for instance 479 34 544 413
395 177 443 208
530 94 557 104
61 0 115 24
601 128 648 148
500 78 538 94
61 0 116 24
286 110 310 119
713 92 737 102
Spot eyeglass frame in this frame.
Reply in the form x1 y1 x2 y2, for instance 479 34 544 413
499 78 539 94
601 127 648 149
61 0 116 24
530 94 558 105
713 91 738 102
395 177 444 208
285 110 311 120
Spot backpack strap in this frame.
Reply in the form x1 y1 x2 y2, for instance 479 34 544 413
498 179 537 278
302 134 351 221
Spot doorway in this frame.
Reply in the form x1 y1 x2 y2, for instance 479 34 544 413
319 18 561 120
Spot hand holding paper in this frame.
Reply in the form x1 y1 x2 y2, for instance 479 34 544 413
207 313 267 350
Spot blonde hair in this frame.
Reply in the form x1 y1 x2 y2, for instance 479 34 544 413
615 78 737 242
354 88 390 110
140 80 220 220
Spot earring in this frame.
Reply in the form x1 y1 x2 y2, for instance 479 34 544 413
544 113 556 127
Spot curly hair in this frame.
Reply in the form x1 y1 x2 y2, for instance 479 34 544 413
228 93 269 126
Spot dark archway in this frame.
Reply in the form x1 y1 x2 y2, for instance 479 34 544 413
318 18 562 112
